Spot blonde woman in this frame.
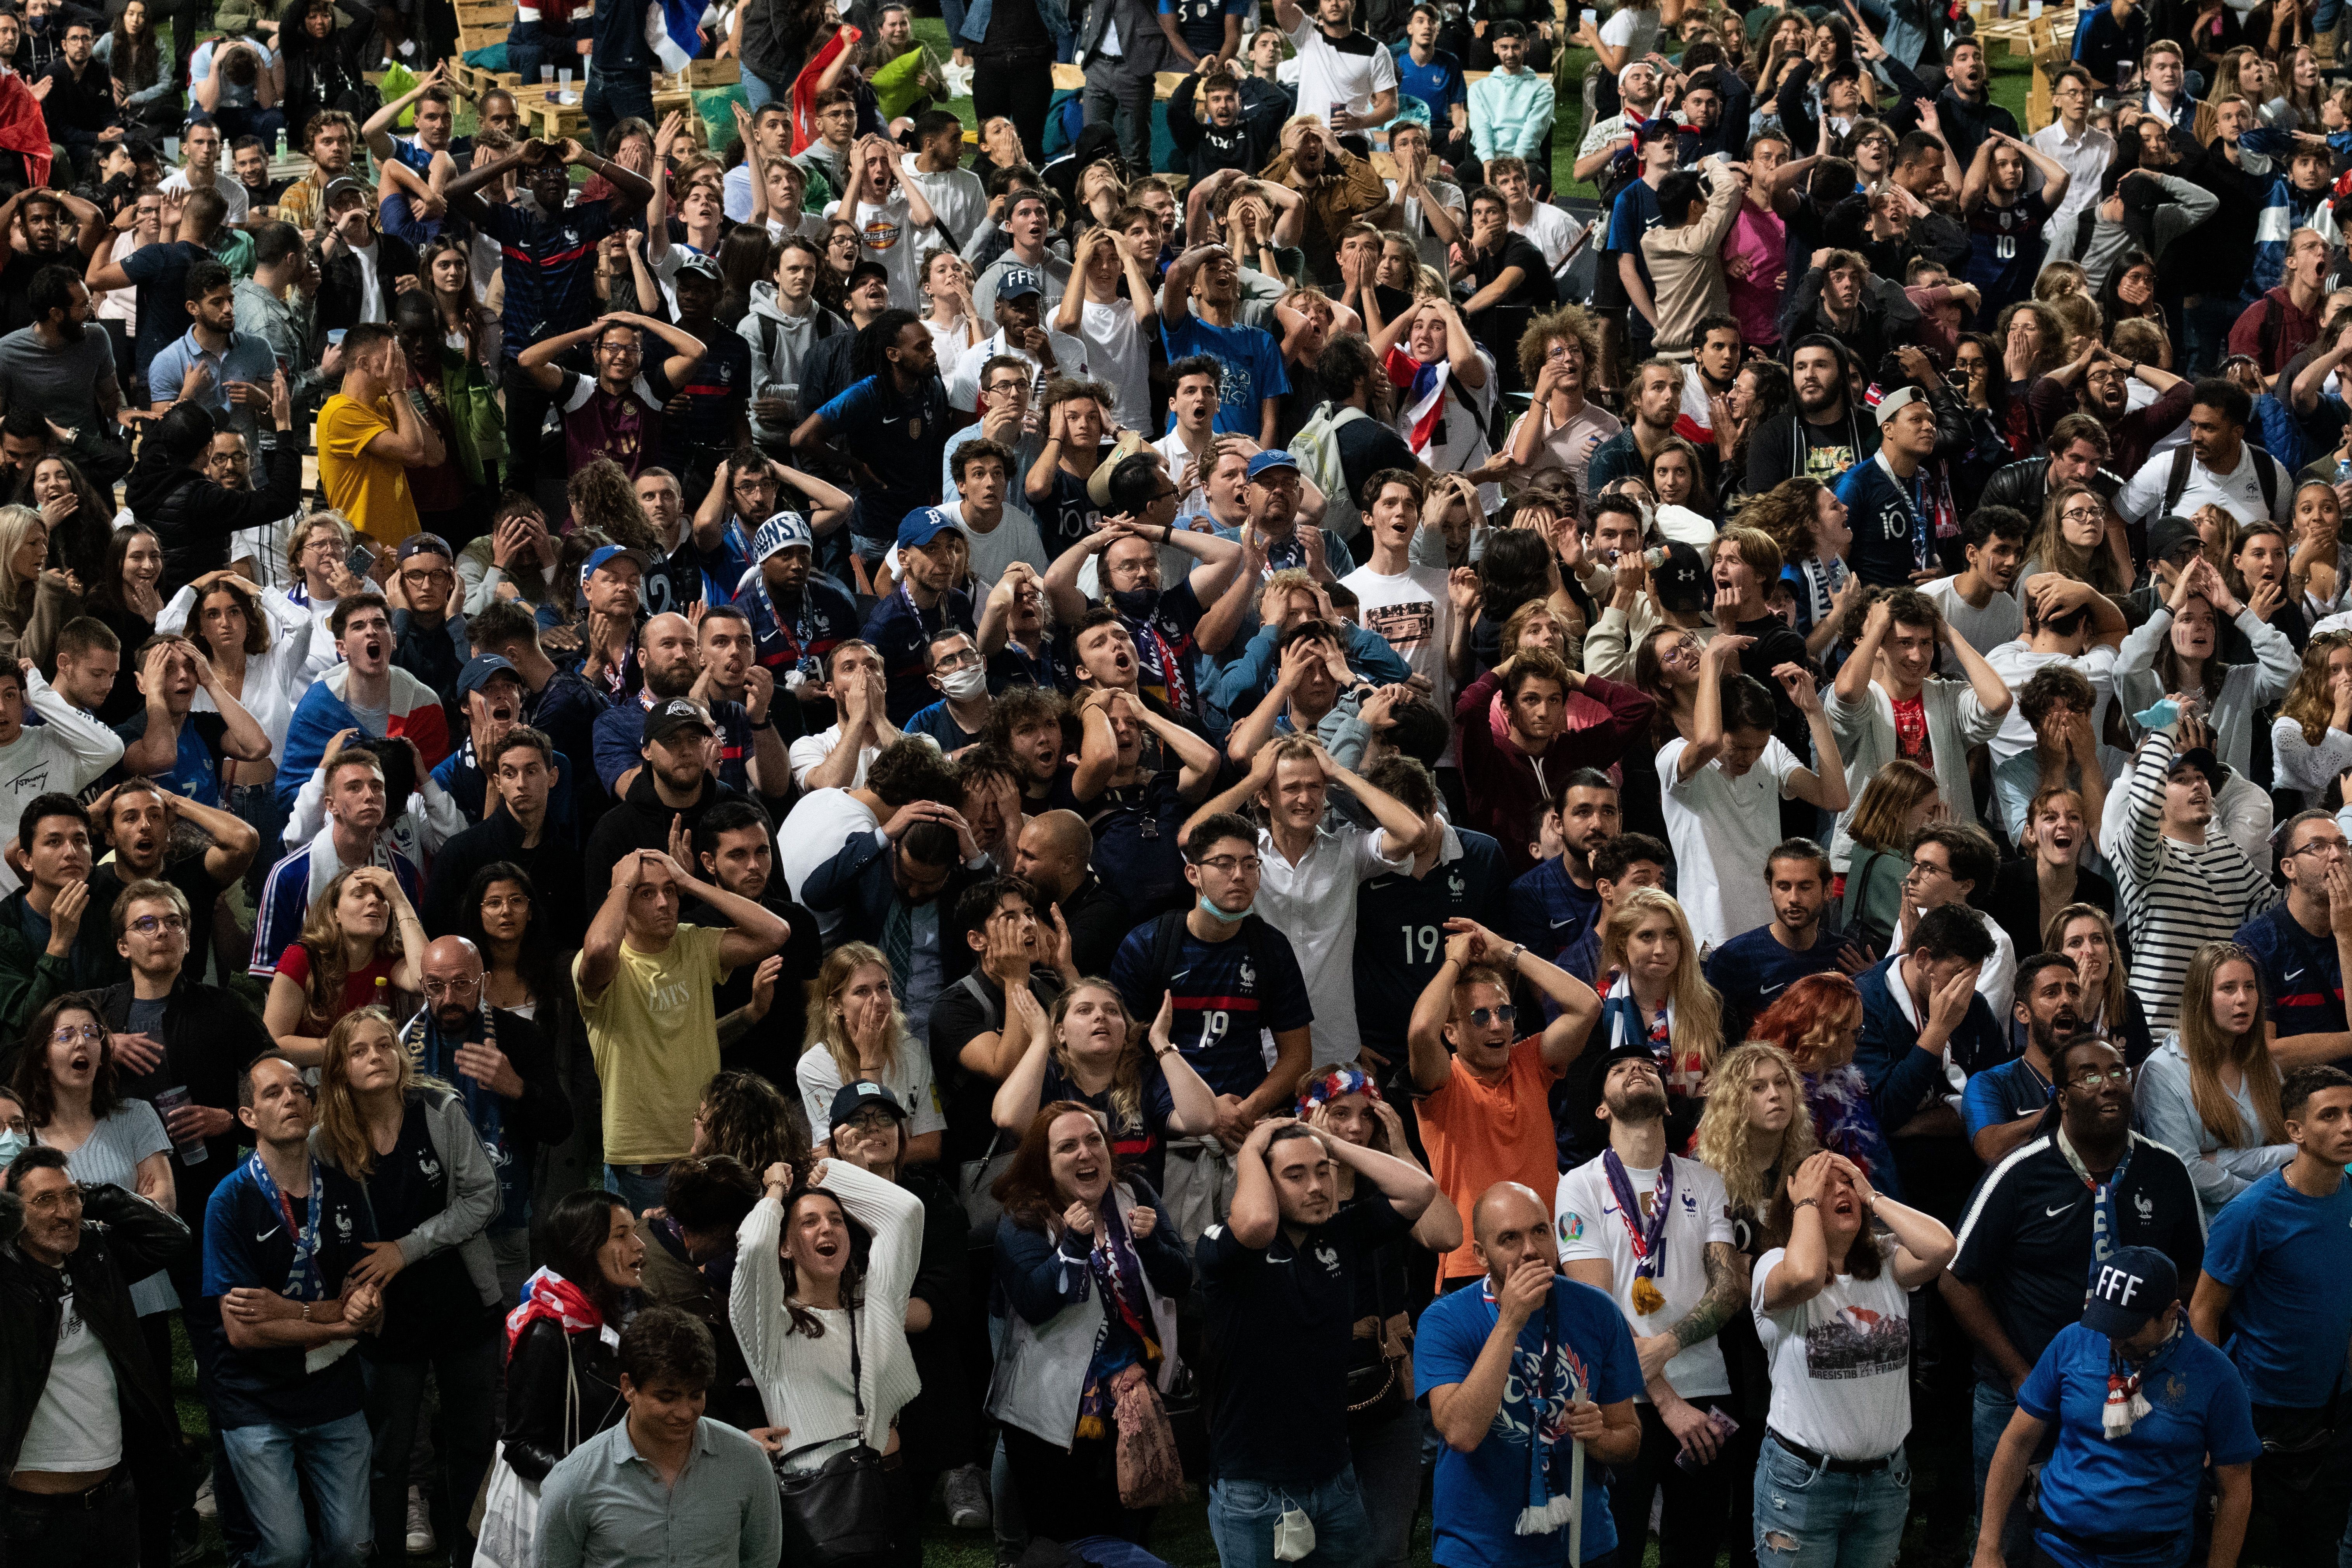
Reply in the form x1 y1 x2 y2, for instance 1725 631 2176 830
309 1006 502 1565
2269 631 2352 806
1596 888 1724 1118
0 502 78 672
2043 902 2155 1066
2134 941 2294 1221
798 942 948 1165
264 866 426 1064
1837 759 1942 948
991 983 1218 1192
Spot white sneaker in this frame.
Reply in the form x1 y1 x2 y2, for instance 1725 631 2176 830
942 1464 990 1529
192 1476 216 1520
405 1485 435 1555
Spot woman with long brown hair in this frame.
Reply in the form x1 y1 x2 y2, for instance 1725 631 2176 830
2270 630 2352 806
2116 551 2294 781
991 981 1217 1192
987 1101 1191 1546
1744 972 1899 1195
2133 941 2294 1221
310 1005 503 1565
2021 482 2134 602
2044 902 2155 1065
1738 475 1852 656
263 866 426 1064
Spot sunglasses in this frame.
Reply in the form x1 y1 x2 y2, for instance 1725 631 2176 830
1468 1004 1517 1027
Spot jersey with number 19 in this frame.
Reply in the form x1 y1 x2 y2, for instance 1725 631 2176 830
1351 824 1508 1074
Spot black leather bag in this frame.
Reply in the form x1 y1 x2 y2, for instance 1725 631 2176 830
771 1317 896 1568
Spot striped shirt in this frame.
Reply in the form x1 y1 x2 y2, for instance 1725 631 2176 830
2107 729 2276 1032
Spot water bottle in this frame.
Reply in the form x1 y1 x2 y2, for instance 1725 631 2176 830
150 1086 208 1166
274 127 286 161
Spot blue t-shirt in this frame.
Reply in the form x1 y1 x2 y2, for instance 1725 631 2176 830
1702 923 1858 1043
1960 1053 2055 1144
905 696 988 753
1160 314 1290 435
471 200 621 360
1158 0 1248 52
2200 1166 2352 1408
2235 904 2346 1052
1393 44 1466 123
2019 1323 2261 1568
113 709 228 807
814 374 951 538
1415 1276 1642 1568
120 239 215 374
1109 914 1315 1099
1503 856 1599 967
1603 180 1663 294
201 1156 378 1430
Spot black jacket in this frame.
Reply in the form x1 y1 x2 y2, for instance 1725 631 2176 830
0 1183 190 1485
127 430 305 599
310 228 419 335
801 826 989 990
95 977 274 1216
581 768 748 904
1974 456 2124 524
500 1314 626 1484
422 812 590 948
1057 871 1131 979
1166 74 1275 182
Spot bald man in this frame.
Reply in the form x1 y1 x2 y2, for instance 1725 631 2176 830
1011 807 1128 975
407 933 574 1302
590 611 770 799
1416 1181 1643 1568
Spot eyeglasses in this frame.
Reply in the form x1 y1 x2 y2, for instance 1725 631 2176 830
50 1024 103 1046
421 977 480 998
127 913 188 936
1469 1005 1518 1026
1197 855 1263 876
2069 1065 2132 1091
933 649 982 672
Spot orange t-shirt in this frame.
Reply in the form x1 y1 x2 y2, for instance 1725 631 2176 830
1418 1036 1562 1285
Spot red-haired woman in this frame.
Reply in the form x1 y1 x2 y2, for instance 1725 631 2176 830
1744 973 1899 1199
987 1101 1191 1546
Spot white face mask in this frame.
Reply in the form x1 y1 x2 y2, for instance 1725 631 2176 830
940 665 988 701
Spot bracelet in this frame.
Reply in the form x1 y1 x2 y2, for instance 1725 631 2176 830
301 1300 312 1322
1792 1197 1819 1210
750 717 773 731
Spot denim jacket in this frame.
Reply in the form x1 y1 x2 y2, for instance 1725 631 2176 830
950 0 1070 52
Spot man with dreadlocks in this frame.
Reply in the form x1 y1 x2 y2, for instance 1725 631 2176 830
410 935 573 1305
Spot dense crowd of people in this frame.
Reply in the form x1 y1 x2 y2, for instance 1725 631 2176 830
11 0 2352 1565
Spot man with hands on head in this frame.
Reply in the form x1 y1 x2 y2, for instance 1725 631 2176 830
516 310 706 481
1195 1113 1438 1566
316 323 439 549
115 631 272 804
84 774 259 948
801 792 994 1038
577 846 789 1216
1417 1179 1642 1568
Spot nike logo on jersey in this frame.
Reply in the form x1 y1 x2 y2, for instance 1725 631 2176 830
255 1227 279 1242
2045 1204 2073 1218
2287 968 2306 982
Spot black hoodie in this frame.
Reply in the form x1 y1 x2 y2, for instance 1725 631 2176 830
127 428 304 599
581 767 747 901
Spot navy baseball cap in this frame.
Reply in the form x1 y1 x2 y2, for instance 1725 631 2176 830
997 266 1044 302
455 654 520 699
397 532 453 563
827 1079 909 1134
642 698 716 747
2082 1247 2179 1337
898 506 964 552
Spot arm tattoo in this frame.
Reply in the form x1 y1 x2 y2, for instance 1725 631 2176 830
1669 1242 1743 1352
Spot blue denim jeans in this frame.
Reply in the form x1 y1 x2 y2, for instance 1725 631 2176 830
583 66 656 155
1206 1468 1373 1568
741 67 788 112
1972 1378 2050 1561
1752 1432 1908 1568
217 1409 373 1568
605 1162 672 1217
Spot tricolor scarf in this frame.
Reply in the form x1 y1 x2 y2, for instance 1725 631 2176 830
2103 1319 2184 1440
245 1148 326 1300
1297 1064 1380 1116
404 1001 522 1230
505 1266 614 1355
1804 1067 1895 1193
1392 352 1456 459
1073 1201 1162 1441
1475 1277 1585 1537
1602 1148 1675 1316
2057 1127 2134 1268
1603 976 1702 1100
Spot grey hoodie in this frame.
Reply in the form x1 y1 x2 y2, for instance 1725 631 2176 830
744 281 852 447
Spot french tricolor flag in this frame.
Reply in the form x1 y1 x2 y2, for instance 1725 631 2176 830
644 0 705 73
1384 346 1449 458
1670 369 1714 447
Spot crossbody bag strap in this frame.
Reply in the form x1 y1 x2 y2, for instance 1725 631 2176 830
562 1332 581 1455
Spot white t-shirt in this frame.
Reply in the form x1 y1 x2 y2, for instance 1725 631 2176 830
795 1036 949 1147
1075 299 1150 433
1920 574 2022 658
1983 640 2119 762
1600 5 1662 66
350 239 385 324
16 1281 121 1471
945 326 1091 413
1556 1152 1736 1400
899 155 987 251
1342 562 1460 766
826 192 935 312
920 500 1049 592
1386 177 1465 239
161 165 250 224
777 786 881 940
1512 201 1585 273
1753 1237 1913 1460
1658 734 1804 952
2115 440 2292 528
1284 15 1399 127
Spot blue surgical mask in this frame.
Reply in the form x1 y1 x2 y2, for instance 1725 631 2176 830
0 1129 28 1165
1199 893 1253 924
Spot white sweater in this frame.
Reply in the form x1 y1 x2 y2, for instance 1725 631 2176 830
730 1160 924 1471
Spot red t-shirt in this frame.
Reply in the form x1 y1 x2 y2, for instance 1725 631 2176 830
275 944 401 1022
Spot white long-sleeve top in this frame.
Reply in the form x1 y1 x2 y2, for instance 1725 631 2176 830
0 671 125 897
281 762 466 861
2112 605 2297 782
2271 714 2352 808
155 582 318 763
730 1160 924 1473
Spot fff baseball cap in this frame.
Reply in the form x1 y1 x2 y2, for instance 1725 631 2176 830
2081 1246 2180 1337
997 266 1043 302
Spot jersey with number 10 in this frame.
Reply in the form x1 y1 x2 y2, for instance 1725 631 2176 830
1351 827 1509 1071
1963 191 2054 322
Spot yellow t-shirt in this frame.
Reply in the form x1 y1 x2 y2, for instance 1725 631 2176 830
574 925 734 1164
317 392 418 547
